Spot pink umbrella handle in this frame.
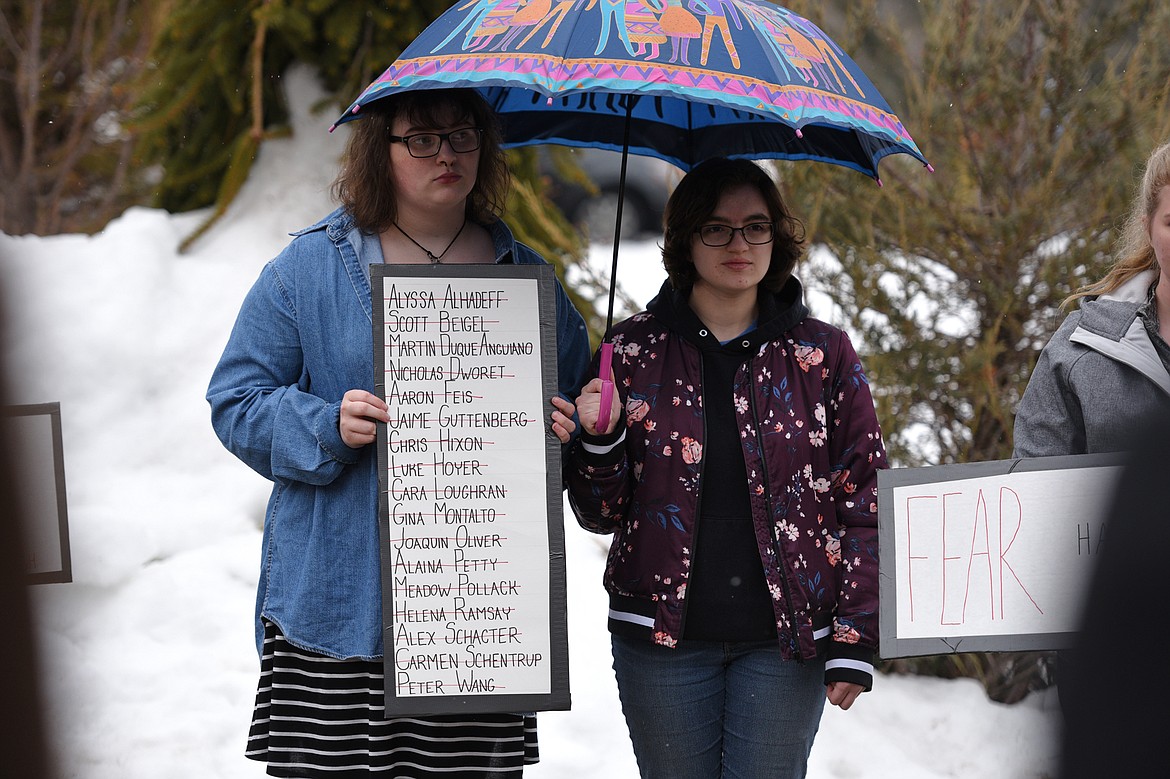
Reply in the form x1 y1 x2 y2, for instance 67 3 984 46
596 342 615 433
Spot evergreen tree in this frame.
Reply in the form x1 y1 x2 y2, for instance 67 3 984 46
131 0 436 243
777 0 1170 702
781 0 1170 468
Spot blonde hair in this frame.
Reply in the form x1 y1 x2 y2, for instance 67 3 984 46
1064 140 1170 308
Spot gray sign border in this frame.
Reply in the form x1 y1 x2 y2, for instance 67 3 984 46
3 402 71 585
877 452 1125 658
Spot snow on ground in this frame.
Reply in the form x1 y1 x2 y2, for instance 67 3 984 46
0 66 1061 777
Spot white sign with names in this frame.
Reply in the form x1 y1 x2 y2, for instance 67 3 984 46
373 264 569 714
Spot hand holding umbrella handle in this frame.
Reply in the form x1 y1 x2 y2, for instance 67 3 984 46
596 342 615 433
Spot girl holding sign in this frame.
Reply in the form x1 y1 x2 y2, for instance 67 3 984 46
1014 139 1170 715
208 88 589 777
567 158 886 779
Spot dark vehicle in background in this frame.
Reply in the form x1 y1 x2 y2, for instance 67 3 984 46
541 148 680 242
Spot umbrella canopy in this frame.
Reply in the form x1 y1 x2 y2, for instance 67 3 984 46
332 0 928 180
335 0 931 425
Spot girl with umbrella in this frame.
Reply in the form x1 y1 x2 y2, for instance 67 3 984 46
207 88 590 777
566 157 885 778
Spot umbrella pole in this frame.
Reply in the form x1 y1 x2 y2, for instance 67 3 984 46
594 99 633 434
604 98 634 339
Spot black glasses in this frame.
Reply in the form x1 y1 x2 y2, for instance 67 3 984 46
388 128 483 158
694 222 776 247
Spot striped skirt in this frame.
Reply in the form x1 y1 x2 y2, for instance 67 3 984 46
247 620 539 777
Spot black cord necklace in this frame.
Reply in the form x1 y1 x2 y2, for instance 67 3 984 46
393 218 467 264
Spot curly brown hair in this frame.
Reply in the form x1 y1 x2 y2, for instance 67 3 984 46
331 89 509 233
662 158 805 293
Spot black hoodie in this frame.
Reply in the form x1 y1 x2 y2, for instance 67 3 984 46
644 276 808 641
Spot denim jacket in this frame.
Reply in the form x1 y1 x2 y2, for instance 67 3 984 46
208 207 590 659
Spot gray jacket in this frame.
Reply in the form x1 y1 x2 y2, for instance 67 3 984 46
1013 270 1170 457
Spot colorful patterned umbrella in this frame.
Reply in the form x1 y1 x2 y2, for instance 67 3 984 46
334 0 931 427
332 0 929 180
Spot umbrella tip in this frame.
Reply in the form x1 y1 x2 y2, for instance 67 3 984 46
328 123 337 133
795 128 804 139
876 177 884 188
351 104 361 115
926 163 935 173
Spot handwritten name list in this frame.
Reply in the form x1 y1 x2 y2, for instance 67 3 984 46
378 272 553 704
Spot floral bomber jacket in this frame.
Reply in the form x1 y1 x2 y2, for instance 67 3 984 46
567 281 886 687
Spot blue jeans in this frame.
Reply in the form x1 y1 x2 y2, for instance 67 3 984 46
611 634 826 779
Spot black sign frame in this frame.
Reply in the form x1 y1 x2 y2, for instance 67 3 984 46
3 402 72 585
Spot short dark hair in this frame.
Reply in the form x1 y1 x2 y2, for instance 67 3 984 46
332 88 508 233
662 158 805 293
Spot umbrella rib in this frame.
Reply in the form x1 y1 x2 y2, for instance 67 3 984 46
688 101 695 167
